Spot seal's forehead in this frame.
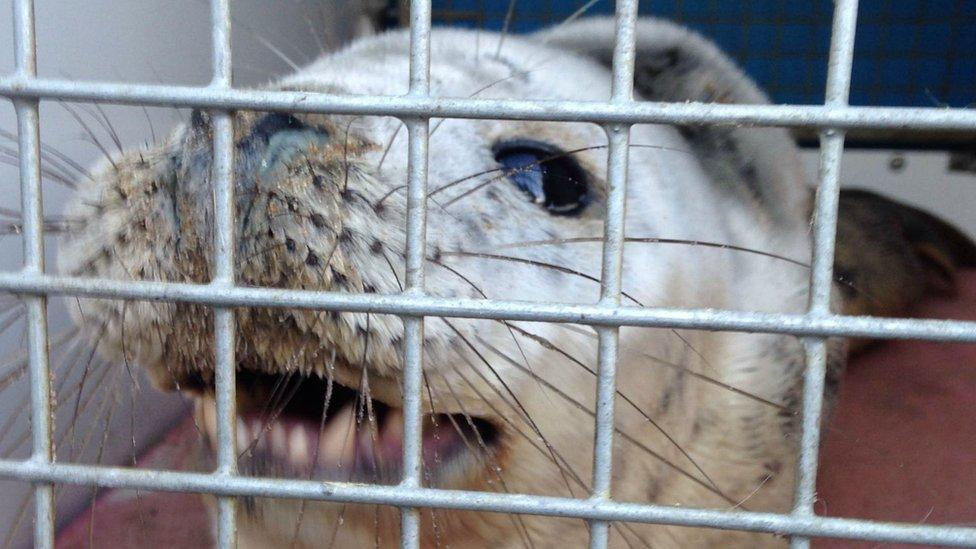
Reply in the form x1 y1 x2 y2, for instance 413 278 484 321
279 28 614 102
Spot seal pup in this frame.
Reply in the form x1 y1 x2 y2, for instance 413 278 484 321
56 16 975 547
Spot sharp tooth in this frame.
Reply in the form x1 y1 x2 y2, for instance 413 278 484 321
250 419 266 450
236 418 248 449
382 409 405 445
195 399 217 440
271 422 288 457
289 423 310 467
318 404 358 470
371 408 404 466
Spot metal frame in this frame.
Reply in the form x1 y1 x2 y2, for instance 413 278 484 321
2 0 976 547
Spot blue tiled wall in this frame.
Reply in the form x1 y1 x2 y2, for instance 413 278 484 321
431 0 976 107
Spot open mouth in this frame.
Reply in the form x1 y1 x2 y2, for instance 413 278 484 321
193 368 500 484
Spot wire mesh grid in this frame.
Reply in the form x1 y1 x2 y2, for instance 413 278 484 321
1 0 976 547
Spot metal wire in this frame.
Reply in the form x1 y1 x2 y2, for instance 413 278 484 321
209 0 239 545
3 1 976 548
399 0 433 544
11 1 54 547
790 2 860 548
589 1 638 547
3 77 976 130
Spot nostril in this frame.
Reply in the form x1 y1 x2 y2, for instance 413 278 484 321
249 114 331 176
250 113 307 143
190 108 210 130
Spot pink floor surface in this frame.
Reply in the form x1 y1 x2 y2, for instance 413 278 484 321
56 272 976 548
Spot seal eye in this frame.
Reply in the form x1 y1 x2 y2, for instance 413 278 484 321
493 140 589 215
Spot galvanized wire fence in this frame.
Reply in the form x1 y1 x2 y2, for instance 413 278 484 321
1 0 976 547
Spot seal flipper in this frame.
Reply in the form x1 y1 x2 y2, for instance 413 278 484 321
835 189 976 326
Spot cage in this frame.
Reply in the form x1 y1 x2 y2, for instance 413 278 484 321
0 0 975 548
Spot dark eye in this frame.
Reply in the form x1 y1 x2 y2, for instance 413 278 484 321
493 139 589 215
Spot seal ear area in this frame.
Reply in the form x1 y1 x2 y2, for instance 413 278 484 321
533 17 811 226
834 188 976 320
531 16 771 106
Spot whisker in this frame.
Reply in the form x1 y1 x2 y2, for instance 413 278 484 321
493 235 871 302
0 299 20 321
379 246 404 291
441 249 601 284
243 311 339 458
727 473 772 511
480 338 741 507
428 256 561 411
440 318 579 498
373 504 381 548
494 0 518 58
0 307 24 338
1 493 30 549
444 357 661 545
254 34 303 71
67 367 124 547
204 0 312 75
82 103 124 155
440 249 728 378
288 348 337 548
497 236 809 267
485 324 729 493
139 105 158 144
65 363 121 466
417 374 449 548
0 220 78 237
375 119 402 173
325 504 348 548
341 117 363 193
539 0 603 39
438 363 584 497
0 152 79 189
303 8 329 57
2 355 114 459
58 101 118 171
241 371 301 457
124 368 153 536
376 15 543 176
430 370 536 549
0 127 91 181
65 322 108 458
355 314 382 480
0 142 74 183
558 324 789 411
0 328 80 396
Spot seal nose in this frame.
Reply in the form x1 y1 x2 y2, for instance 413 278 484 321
243 114 332 178
189 108 211 131
249 113 307 143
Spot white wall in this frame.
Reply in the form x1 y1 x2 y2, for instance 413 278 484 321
801 150 976 239
0 1 362 546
